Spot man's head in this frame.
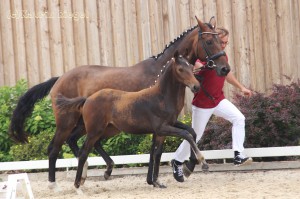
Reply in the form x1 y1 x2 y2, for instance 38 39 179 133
216 27 229 50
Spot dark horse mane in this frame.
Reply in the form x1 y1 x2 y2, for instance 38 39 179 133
151 25 198 60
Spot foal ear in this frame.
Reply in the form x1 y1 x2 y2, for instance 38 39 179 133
209 16 216 29
195 16 206 32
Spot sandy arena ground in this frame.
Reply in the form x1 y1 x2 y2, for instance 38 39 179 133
1 167 300 199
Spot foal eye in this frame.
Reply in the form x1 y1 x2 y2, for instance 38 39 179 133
206 40 213 45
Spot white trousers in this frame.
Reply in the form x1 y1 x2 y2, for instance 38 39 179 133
174 99 245 162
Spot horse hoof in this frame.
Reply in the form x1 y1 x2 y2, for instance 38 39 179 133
48 182 62 192
80 178 86 185
75 187 84 195
153 182 167 188
104 172 111 180
48 181 56 190
183 164 192 178
202 164 209 172
74 182 80 189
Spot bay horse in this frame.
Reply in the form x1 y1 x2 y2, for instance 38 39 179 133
56 51 208 188
9 16 230 189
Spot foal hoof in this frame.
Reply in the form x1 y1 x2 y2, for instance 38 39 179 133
80 177 86 185
202 163 209 172
104 171 111 180
153 182 167 188
74 182 80 189
48 182 62 192
183 164 192 178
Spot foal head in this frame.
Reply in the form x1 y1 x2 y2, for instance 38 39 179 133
169 51 200 93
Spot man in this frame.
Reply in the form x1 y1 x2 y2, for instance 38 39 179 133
171 27 253 182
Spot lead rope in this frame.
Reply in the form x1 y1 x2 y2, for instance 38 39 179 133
194 73 216 104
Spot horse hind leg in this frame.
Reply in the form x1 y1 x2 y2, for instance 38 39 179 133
48 113 81 190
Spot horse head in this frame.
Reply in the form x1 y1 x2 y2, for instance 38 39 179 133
172 51 200 93
193 16 231 76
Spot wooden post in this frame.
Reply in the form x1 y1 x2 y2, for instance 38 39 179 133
35 0 52 82
61 0 76 72
72 0 88 66
0 1 16 86
111 0 127 66
23 0 40 87
85 0 101 65
124 0 139 65
11 0 27 82
98 0 114 66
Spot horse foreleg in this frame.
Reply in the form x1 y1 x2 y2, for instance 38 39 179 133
151 136 166 188
94 140 114 180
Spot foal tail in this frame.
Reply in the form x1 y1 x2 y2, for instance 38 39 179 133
56 94 86 113
9 77 59 143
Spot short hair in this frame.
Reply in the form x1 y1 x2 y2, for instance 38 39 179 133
216 27 229 37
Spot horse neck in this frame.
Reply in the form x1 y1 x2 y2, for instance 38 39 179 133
131 27 198 89
148 27 198 68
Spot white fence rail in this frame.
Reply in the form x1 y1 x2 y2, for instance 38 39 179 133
1 146 299 171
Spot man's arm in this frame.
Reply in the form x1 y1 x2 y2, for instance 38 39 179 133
226 71 252 96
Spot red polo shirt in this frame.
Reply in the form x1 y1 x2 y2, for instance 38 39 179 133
192 60 226 108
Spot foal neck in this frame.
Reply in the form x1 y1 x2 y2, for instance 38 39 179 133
155 60 186 105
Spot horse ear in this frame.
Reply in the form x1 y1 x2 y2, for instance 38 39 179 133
195 16 206 32
209 16 216 29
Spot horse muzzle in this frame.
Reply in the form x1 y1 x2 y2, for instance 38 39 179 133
216 65 231 76
190 83 200 93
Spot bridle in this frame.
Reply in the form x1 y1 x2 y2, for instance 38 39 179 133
194 25 227 103
194 26 226 73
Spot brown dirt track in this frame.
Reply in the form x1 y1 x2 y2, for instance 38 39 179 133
1 164 300 199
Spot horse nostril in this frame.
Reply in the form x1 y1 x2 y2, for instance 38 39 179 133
221 67 230 75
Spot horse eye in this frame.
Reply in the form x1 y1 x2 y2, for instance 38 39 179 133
206 40 213 45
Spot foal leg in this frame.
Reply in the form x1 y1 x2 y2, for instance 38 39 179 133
159 123 208 171
75 133 103 189
65 119 90 184
146 134 156 185
94 140 115 180
151 136 166 188
173 121 209 178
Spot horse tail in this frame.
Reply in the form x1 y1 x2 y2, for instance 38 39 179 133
9 77 60 143
56 94 86 113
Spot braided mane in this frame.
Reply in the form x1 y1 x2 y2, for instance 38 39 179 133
151 25 198 60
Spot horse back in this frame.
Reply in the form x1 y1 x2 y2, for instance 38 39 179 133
50 62 158 99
